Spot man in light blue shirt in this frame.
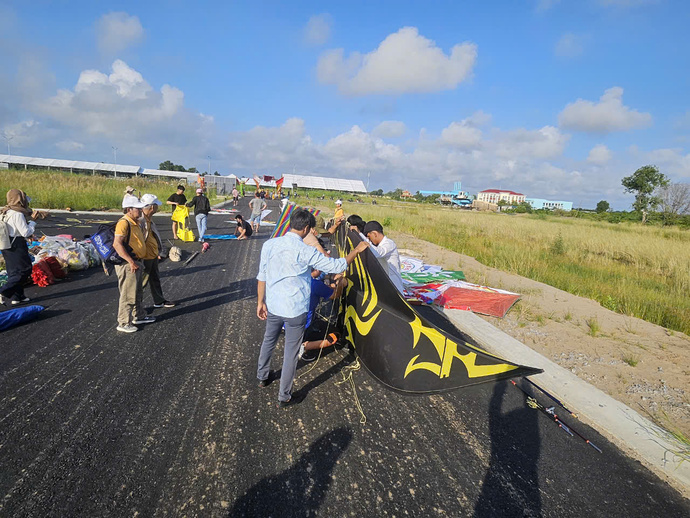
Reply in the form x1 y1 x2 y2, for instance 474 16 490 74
256 208 369 407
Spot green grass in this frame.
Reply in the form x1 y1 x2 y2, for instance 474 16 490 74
0 169 223 212
622 353 640 367
315 200 690 335
586 317 601 337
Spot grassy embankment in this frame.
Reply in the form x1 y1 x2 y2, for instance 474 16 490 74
316 200 690 336
0 169 222 212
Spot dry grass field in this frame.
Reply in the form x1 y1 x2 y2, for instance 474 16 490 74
317 200 690 336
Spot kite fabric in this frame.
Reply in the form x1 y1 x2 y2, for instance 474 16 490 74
203 234 237 240
436 283 521 318
269 203 321 238
0 305 45 332
332 226 541 394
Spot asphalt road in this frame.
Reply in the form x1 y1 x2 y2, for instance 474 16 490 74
1 201 688 517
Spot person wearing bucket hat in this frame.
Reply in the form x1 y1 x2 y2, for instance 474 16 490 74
0 189 36 306
334 199 344 221
139 194 175 310
113 194 155 332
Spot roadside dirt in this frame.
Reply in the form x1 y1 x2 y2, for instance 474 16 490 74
391 230 690 440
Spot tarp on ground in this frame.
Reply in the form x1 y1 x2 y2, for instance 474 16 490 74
436 283 521 318
333 226 541 394
0 305 45 332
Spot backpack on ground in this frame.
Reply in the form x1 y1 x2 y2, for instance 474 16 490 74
91 219 132 265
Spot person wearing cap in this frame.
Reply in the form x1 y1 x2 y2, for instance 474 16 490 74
256 208 370 407
113 195 155 333
140 194 175 309
186 188 211 242
0 189 36 306
363 220 405 294
334 199 344 221
124 186 136 197
303 223 328 255
166 185 187 238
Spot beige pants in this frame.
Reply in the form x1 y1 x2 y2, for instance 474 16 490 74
115 262 144 326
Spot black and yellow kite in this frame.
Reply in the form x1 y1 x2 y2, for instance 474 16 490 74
335 227 542 394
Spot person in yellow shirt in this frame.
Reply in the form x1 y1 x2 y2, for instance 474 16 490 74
113 195 155 333
334 199 344 221
140 194 175 310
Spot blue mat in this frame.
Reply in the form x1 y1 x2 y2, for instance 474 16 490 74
0 305 45 332
204 234 237 240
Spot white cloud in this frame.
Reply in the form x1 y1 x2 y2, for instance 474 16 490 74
440 121 483 149
1 119 41 147
372 120 407 138
31 60 213 159
56 140 85 152
97 12 144 54
494 126 570 160
587 144 613 164
559 87 652 133
555 33 586 58
317 27 477 96
631 147 690 178
304 14 332 46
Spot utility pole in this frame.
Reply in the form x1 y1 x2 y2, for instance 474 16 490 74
3 134 13 156
112 146 118 178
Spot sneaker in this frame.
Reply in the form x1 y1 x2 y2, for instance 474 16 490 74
0 295 7 305
11 297 30 305
301 351 318 363
117 324 138 333
153 301 176 308
132 316 156 325
298 343 306 359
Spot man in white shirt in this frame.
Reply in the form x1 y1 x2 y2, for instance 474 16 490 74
362 220 405 294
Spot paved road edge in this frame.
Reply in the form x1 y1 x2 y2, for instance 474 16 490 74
440 307 690 494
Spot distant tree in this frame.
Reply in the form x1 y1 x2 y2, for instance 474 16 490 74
596 200 610 213
622 165 669 223
497 199 508 207
385 188 403 198
213 171 220 176
370 189 383 196
658 183 690 223
188 167 198 174
159 160 187 172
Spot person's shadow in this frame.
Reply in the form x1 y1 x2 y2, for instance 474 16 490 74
229 427 352 516
473 381 542 518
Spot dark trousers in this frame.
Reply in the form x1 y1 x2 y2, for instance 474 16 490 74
1 238 32 301
142 258 165 305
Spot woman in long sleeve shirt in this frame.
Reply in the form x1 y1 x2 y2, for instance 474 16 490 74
1 189 37 305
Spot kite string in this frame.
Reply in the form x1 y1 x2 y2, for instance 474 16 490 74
334 358 366 425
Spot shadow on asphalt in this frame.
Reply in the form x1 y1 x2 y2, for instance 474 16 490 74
154 278 256 322
229 427 352 516
474 381 542 518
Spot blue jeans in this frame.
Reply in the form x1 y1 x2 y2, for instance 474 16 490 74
195 213 208 240
257 312 307 402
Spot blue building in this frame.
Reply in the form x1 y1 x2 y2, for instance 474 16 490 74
525 198 573 211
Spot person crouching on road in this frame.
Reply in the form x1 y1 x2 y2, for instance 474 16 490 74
140 194 175 310
113 195 155 333
186 188 211 242
235 214 253 240
0 189 37 306
255 208 369 407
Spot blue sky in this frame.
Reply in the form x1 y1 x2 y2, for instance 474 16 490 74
1 0 688 209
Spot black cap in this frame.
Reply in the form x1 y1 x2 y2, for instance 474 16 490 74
363 220 383 235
